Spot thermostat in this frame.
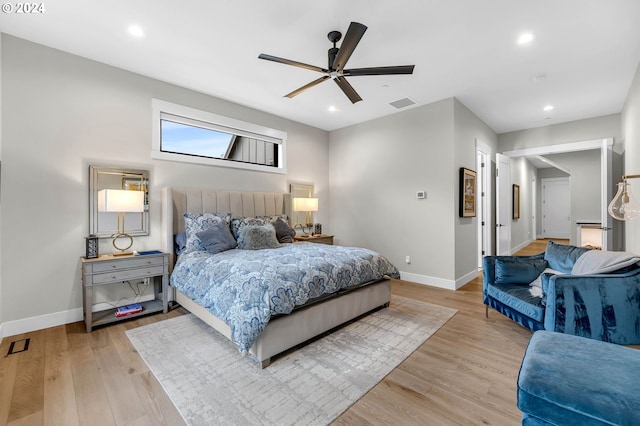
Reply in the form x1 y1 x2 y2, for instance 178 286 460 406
416 191 426 199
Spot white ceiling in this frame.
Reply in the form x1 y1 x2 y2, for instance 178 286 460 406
1 0 640 133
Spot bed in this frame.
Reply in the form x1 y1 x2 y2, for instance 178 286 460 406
161 187 399 367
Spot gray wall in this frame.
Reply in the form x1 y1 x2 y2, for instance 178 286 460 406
0 36 3 336
0 35 330 327
329 97 497 288
622 60 640 254
498 114 622 153
453 99 499 278
509 157 537 251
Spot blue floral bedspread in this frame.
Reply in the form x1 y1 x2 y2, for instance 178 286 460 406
170 243 400 353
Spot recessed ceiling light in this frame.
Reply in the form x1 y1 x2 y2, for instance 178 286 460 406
517 32 535 45
328 106 338 112
128 25 145 38
543 105 554 112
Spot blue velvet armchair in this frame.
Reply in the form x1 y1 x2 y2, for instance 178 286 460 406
483 241 640 345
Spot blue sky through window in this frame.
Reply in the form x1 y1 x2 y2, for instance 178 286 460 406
161 120 233 158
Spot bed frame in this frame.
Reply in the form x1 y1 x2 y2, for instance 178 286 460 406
161 187 391 368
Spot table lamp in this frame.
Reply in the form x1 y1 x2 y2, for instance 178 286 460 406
292 197 318 236
97 189 145 255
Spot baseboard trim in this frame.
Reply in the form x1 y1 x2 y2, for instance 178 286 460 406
400 269 479 291
455 269 480 290
0 308 83 338
511 239 533 255
399 272 454 289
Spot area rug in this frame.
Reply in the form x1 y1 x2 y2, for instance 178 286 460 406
126 295 456 426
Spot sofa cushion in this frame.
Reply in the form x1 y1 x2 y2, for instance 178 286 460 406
518 331 640 425
543 241 590 273
495 258 548 284
486 283 544 322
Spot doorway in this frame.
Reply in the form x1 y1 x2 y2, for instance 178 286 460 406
498 138 613 251
541 177 571 238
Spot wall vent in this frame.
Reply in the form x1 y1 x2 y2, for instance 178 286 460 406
389 97 417 109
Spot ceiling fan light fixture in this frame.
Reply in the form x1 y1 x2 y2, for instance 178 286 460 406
258 22 415 104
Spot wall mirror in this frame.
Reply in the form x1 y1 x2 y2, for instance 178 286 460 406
89 166 149 237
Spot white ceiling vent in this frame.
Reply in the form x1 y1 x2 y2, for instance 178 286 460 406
389 97 417 109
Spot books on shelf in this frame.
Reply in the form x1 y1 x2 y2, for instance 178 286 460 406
115 303 143 317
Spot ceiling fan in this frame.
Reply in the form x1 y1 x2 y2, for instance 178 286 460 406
258 22 415 104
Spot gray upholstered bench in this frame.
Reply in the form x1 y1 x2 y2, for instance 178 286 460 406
517 330 640 425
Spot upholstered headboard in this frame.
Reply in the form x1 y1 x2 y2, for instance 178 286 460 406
161 187 292 265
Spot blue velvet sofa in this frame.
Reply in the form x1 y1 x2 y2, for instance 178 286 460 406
483 241 640 344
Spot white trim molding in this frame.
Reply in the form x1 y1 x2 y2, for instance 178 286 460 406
400 269 478 290
0 308 83 338
151 98 288 174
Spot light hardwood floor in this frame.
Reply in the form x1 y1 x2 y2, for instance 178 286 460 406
0 239 564 425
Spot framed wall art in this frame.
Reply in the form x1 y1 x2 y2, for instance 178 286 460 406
513 184 520 219
459 167 477 217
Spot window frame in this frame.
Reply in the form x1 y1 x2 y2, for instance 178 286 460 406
151 99 287 174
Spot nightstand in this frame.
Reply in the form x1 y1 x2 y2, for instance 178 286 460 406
294 234 334 245
81 252 169 332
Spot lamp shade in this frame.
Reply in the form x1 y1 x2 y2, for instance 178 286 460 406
292 197 318 212
608 181 640 221
97 189 144 213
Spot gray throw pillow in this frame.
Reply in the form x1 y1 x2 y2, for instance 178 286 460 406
239 225 281 250
273 217 296 243
196 221 237 254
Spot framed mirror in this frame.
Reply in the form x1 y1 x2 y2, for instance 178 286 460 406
89 166 149 238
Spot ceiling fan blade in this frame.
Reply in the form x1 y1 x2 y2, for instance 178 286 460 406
344 65 415 76
284 75 331 98
332 22 367 72
334 76 362 103
259 54 328 74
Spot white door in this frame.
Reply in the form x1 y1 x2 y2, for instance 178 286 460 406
542 178 570 238
477 144 492 267
601 142 613 250
496 153 511 255
531 174 537 239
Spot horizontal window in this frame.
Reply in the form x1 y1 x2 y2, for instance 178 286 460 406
151 99 287 174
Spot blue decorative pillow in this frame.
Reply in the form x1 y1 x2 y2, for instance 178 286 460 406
196 221 237 254
183 212 231 253
174 231 187 255
230 217 270 243
544 241 591 274
495 258 548 284
238 225 281 250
